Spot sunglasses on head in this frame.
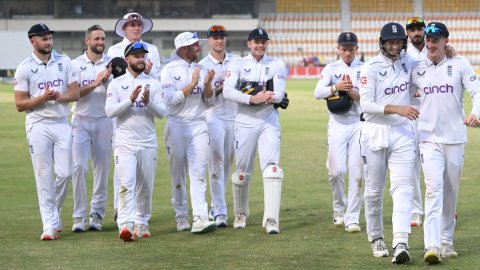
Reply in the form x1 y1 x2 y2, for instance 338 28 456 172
124 42 147 56
424 26 443 35
208 25 226 35
127 13 142 20
406 16 424 26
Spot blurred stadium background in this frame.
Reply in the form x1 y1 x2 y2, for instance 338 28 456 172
1 0 479 78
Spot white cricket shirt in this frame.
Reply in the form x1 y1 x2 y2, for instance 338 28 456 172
198 51 240 122
314 57 363 124
223 53 286 127
411 55 480 143
71 52 111 118
105 70 166 147
14 51 78 125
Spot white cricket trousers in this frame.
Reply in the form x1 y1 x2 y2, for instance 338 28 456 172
71 116 112 219
234 121 280 175
420 142 464 248
360 123 415 243
412 120 423 216
207 117 235 217
27 119 72 231
164 119 209 219
326 119 363 226
115 144 157 227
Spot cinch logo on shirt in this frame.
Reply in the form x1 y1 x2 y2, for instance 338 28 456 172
81 79 95 87
214 79 224 87
192 86 203 95
384 81 409 95
423 84 453 95
38 78 65 90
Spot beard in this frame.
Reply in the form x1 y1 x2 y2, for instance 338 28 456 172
129 62 145 74
90 44 105 54
37 47 52 55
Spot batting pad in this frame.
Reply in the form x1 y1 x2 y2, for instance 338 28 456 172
232 172 250 216
262 164 284 227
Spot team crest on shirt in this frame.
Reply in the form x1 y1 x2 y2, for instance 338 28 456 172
145 84 150 91
80 66 87 71
360 76 367 85
417 70 426 77
447 65 452 77
357 71 361 80
401 63 408 74
379 71 387 77
58 63 63 72
174 76 181 81
31 68 38 74
265 67 270 77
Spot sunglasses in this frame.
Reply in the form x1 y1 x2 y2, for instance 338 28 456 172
424 26 443 35
208 25 226 36
406 16 424 26
124 42 147 56
127 13 142 20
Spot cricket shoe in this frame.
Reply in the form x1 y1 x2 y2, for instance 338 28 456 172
40 228 58 241
233 213 247 229
371 238 389 257
119 224 135 242
191 216 217 234
424 246 442 264
345 223 361 233
88 212 103 231
392 243 410 264
134 224 151 238
214 214 227 227
72 217 86 232
176 216 191 231
410 213 423 227
333 211 344 227
265 218 280 234
56 218 64 233
441 243 458 258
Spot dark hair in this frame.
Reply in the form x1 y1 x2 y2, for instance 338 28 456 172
86 25 104 38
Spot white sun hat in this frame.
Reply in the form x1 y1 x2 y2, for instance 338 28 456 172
114 12 153 38
170 32 206 59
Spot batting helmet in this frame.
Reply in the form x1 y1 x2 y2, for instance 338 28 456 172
379 22 407 53
325 91 353 114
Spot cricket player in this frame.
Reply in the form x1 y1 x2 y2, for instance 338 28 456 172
70 25 112 232
14 23 79 240
314 32 364 233
107 12 161 221
359 22 419 264
198 25 240 227
405 16 426 227
161 31 217 234
410 22 480 264
106 42 166 241
223 28 287 234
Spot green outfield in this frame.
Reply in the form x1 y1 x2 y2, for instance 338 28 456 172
1 79 479 269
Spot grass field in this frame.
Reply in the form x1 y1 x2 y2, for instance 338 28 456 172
1 79 480 269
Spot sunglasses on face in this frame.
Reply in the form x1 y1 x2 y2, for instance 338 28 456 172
424 26 443 35
406 16 424 26
124 42 147 56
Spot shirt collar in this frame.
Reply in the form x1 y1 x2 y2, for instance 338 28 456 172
207 51 228 64
425 55 448 67
31 51 56 65
82 51 108 65
247 52 268 64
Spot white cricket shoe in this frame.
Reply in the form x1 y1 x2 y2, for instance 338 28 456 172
441 243 458 258
410 213 423 227
134 224 151 238
233 213 247 229
265 218 280 234
40 228 58 241
215 214 227 227
88 212 103 231
333 211 344 227
424 246 442 264
191 216 217 234
392 243 410 264
119 224 135 242
371 238 389 257
176 216 191 232
72 217 86 232
345 223 361 233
